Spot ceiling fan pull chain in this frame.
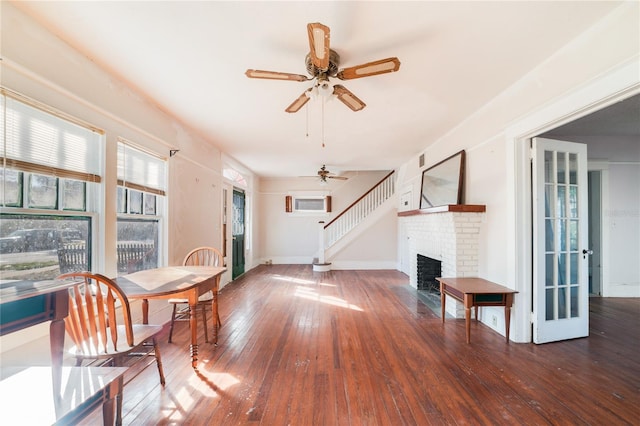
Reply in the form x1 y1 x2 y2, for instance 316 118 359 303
305 102 309 139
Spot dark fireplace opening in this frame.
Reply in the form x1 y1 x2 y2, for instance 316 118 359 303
417 254 442 294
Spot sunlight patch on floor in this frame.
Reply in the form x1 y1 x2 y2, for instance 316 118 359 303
272 274 315 285
294 286 363 311
165 371 240 420
271 274 336 287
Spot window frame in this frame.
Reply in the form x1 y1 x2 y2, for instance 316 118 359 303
286 194 332 215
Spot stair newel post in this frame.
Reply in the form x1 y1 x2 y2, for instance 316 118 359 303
318 221 326 264
313 221 332 272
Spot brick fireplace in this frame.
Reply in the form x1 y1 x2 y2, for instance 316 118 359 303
399 205 485 317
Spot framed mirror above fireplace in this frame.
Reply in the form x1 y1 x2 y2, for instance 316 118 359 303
419 150 465 209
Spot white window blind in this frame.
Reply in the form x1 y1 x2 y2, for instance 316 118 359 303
1 91 102 182
117 140 166 196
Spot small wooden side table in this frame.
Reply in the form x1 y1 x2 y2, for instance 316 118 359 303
437 277 517 343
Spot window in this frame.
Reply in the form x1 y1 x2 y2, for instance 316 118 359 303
0 90 101 280
116 140 166 275
0 213 92 278
223 168 247 187
285 195 332 214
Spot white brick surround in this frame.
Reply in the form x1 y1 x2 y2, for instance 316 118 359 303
401 210 484 316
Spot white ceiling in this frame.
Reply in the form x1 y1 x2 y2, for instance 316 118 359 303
13 1 625 178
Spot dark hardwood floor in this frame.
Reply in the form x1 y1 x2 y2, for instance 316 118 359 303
83 265 639 425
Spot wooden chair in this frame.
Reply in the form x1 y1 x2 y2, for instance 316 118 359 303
167 247 223 343
58 272 166 424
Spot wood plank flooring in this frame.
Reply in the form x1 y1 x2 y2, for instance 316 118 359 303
82 265 640 425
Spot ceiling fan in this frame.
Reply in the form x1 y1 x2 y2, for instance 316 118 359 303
316 165 348 183
245 22 401 113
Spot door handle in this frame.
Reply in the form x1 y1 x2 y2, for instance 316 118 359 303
582 249 593 259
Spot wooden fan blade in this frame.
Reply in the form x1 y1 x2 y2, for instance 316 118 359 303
336 57 401 80
285 91 311 113
328 176 348 180
307 23 330 70
333 85 366 112
245 69 309 82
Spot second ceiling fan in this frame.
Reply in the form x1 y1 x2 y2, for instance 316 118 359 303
317 165 347 183
246 22 401 113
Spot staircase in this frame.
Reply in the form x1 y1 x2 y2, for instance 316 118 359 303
313 170 396 271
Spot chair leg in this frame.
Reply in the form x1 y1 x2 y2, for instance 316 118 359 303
202 304 209 343
152 337 166 386
168 303 178 343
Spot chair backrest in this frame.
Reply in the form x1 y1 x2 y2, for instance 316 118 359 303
183 246 223 267
58 272 134 353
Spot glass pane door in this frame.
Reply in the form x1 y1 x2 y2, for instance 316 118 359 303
533 138 589 343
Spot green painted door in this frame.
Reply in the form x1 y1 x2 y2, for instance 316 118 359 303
232 189 245 279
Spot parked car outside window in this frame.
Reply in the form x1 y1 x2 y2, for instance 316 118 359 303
0 228 84 253
0 229 57 253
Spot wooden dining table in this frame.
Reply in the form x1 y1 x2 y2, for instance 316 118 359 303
114 265 226 369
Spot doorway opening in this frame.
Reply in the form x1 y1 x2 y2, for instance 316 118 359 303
588 170 602 296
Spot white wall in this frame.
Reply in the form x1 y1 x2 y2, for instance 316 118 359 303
330 207 398 269
396 2 639 341
607 164 640 296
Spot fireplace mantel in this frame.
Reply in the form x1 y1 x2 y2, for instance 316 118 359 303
398 204 486 216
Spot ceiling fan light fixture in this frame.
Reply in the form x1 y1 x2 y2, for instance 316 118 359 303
318 81 332 98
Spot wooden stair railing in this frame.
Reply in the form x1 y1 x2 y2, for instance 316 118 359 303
322 170 395 250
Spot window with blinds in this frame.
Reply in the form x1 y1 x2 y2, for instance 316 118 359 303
0 90 100 280
116 140 166 275
117 140 166 196
1 90 102 183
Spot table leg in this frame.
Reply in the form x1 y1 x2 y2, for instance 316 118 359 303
463 293 472 343
190 301 199 369
212 278 219 344
50 290 68 416
504 293 514 343
141 299 149 324
440 282 446 322
103 376 123 426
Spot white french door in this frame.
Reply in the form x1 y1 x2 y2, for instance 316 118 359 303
532 138 590 344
